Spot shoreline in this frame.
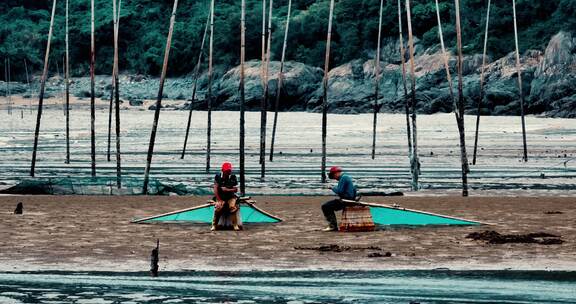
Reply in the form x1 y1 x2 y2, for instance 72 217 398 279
1 195 574 273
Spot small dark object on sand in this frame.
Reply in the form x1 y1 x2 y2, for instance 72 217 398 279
14 202 23 214
150 239 159 277
367 252 392 258
466 230 563 245
544 211 563 214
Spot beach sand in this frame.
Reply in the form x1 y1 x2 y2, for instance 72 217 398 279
0 195 574 272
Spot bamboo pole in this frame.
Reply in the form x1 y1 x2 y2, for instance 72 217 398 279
261 0 267 88
65 0 70 164
113 0 122 188
405 0 419 191
454 0 469 196
7 58 11 115
321 0 335 183
107 0 122 162
24 59 32 112
434 0 456 110
371 0 384 160
181 7 211 159
259 0 273 178
31 0 57 177
240 0 246 195
90 0 96 177
397 0 412 159
472 0 491 165
269 0 292 162
142 0 179 193
205 0 215 173
512 0 528 162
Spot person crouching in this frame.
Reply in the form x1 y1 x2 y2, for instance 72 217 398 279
322 166 356 232
212 162 240 231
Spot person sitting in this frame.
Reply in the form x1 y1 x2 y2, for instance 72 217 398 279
321 166 356 232
212 162 240 231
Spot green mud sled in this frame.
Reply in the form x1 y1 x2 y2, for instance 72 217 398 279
132 197 282 227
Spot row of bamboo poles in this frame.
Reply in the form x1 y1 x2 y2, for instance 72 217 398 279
24 0 529 197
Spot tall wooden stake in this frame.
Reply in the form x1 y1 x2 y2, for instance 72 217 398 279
454 0 469 196
321 0 335 183
240 0 246 195
31 0 57 177
472 0 490 165
113 0 122 188
371 0 384 160
397 0 412 159
107 0 122 163
512 0 528 162
269 0 292 162
205 0 215 173
472 0 491 165
65 0 70 164
181 7 211 159
142 0 179 193
90 0 96 177
405 0 420 191
260 0 273 178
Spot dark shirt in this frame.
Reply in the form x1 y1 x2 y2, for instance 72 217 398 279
214 173 238 200
332 174 356 200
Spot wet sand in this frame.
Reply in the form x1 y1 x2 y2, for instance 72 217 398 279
0 195 574 272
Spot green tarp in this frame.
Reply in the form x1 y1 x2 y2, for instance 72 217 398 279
367 204 480 226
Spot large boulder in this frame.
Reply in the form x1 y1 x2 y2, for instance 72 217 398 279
529 31 576 114
213 60 323 111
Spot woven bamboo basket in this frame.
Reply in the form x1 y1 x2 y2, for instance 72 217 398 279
339 205 375 232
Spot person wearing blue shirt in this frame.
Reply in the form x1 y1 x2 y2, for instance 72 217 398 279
322 166 356 231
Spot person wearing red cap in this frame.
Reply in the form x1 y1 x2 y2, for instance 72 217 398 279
321 166 357 231
212 162 240 231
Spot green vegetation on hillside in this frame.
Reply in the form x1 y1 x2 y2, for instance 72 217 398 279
1 0 574 80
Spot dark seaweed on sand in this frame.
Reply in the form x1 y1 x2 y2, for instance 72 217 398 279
466 230 564 245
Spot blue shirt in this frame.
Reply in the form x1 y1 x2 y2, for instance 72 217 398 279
332 174 356 200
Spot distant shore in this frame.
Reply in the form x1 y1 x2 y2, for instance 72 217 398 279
1 195 574 272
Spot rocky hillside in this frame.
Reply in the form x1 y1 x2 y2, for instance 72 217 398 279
1 31 574 118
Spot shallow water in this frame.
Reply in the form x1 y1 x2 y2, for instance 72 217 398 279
0 270 575 303
1 108 575 195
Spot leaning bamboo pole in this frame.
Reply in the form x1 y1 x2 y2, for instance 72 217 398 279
239 0 246 194
261 0 267 88
205 0 215 173
90 0 96 177
512 0 528 162
434 0 455 109
371 0 384 160
454 0 469 196
142 0 179 193
31 0 57 177
472 0 491 165
269 0 292 162
259 0 273 178
405 0 419 191
113 0 122 188
107 0 122 162
397 0 412 159
321 0 335 183
435 0 469 195
181 7 211 159
24 59 32 112
65 0 70 164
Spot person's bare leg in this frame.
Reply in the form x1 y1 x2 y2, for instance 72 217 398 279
212 200 224 231
228 198 240 231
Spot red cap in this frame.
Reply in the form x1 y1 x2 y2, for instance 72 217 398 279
328 166 342 179
221 162 233 172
